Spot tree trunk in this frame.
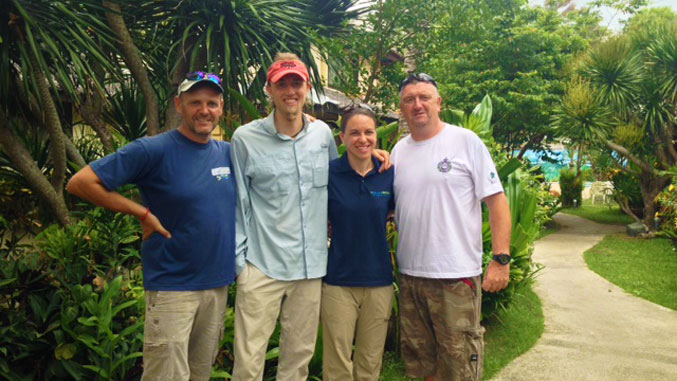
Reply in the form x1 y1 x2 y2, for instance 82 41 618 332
163 37 204 131
79 61 114 153
164 61 186 131
79 98 114 153
516 134 544 160
362 0 388 104
64 133 87 169
607 140 672 231
0 109 71 226
615 195 642 223
638 174 671 231
103 1 160 136
27 47 67 198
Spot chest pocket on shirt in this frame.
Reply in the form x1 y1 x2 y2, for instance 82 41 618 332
311 149 328 187
250 154 294 195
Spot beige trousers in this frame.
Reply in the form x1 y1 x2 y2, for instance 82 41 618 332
321 283 394 381
232 262 322 381
141 286 228 381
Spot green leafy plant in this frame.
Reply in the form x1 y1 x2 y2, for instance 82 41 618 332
0 207 145 380
60 276 144 380
481 168 543 319
559 168 583 208
656 177 677 240
610 168 644 219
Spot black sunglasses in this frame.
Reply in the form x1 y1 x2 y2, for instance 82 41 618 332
340 103 374 114
186 71 222 86
399 73 437 92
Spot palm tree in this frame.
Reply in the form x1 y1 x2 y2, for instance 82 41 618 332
1 0 119 226
113 0 356 131
552 76 613 177
1 0 357 227
553 10 677 229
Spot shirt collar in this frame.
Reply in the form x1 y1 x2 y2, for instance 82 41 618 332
262 111 310 139
336 153 382 176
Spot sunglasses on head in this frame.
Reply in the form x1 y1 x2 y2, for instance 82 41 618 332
186 71 222 85
340 103 374 114
399 73 437 92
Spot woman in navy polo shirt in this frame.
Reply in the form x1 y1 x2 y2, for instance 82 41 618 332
321 106 395 380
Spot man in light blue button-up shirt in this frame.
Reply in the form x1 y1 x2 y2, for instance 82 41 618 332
230 53 338 381
231 110 338 280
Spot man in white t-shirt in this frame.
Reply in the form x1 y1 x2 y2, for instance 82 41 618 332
391 73 512 381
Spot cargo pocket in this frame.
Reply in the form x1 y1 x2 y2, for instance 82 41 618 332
439 327 485 381
462 327 485 381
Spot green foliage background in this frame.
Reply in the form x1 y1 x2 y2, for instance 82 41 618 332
5 0 672 379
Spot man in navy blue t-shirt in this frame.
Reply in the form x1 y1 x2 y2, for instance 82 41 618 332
67 72 236 380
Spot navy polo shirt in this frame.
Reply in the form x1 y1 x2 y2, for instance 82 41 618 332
325 154 395 287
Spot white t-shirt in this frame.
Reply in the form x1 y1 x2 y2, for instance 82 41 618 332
391 124 503 278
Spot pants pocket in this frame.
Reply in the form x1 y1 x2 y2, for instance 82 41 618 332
462 327 484 381
439 327 484 381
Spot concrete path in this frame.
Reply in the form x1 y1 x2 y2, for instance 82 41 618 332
493 213 677 381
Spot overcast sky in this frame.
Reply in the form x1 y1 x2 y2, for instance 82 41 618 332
531 0 677 31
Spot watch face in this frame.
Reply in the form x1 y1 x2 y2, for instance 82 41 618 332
494 254 511 265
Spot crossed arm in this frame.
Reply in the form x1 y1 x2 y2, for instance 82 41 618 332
66 166 171 240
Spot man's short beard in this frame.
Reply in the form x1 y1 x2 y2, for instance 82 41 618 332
188 122 217 136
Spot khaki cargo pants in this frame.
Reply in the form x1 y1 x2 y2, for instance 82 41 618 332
141 286 228 381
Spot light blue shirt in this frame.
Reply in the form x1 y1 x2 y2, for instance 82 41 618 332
231 112 339 280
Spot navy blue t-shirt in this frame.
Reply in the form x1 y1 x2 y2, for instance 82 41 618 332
90 129 237 291
325 154 395 287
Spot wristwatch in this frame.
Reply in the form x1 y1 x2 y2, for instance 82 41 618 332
492 253 511 265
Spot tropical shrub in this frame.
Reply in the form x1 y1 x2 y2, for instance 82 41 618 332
610 169 644 218
559 168 582 208
656 181 677 241
0 208 146 380
481 168 544 320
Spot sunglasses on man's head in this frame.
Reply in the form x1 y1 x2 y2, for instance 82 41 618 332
399 73 437 92
186 71 222 85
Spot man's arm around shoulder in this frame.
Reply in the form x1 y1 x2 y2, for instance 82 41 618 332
67 166 171 240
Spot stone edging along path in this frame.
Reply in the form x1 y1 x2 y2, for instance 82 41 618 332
492 213 677 381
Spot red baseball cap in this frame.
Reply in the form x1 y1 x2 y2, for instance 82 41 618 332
267 60 310 83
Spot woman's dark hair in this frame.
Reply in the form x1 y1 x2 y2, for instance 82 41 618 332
340 105 376 133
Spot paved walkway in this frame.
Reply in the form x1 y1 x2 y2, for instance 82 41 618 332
493 213 677 381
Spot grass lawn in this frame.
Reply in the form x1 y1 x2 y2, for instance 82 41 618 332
584 234 677 310
379 284 544 380
561 203 634 225
482 285 544 379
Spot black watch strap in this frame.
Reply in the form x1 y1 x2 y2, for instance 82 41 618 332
492 254 511 265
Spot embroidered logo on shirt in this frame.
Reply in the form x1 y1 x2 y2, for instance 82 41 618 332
321 143 328 149
370 191 391 198
211 167 231 181
489 171 498 184
437 158 452 173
